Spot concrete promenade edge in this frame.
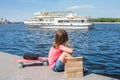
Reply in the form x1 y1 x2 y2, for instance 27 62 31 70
0 52 119 80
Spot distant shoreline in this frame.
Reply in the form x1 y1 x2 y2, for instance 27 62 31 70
93 22 120 24
0 22 24 24
12 22 120 24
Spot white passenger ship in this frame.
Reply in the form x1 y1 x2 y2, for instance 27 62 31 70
24 11 92 29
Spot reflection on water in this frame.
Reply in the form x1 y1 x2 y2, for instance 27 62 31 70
0 24 120 75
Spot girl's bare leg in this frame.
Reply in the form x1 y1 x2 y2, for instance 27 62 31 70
59 52 72 64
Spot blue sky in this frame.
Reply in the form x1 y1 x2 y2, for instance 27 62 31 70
0 0 120 22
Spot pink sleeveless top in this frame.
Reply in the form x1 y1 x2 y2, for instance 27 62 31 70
48 45 63 68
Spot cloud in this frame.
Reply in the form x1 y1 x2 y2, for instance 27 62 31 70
67 5 94 11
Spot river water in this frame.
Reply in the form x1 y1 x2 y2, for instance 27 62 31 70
0 24 120 75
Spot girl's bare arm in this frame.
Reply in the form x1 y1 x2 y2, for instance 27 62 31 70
60 45 73 54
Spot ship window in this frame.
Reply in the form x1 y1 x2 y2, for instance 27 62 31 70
39 19 43 21
71 20 80 23
81 20 85 23
58 20 63 23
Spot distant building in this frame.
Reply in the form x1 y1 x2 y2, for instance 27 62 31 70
0 18 10 24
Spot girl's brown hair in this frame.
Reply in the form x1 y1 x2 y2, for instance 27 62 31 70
53 29 68 48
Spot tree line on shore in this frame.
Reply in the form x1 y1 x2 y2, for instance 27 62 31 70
90 18 120 22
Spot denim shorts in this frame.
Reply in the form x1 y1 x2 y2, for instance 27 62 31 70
52 59 64 72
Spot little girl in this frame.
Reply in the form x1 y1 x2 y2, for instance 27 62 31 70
48 29 73 72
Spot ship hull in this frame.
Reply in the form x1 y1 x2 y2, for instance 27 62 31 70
26 24 93 29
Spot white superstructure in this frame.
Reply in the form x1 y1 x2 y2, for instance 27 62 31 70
24 11 92 29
